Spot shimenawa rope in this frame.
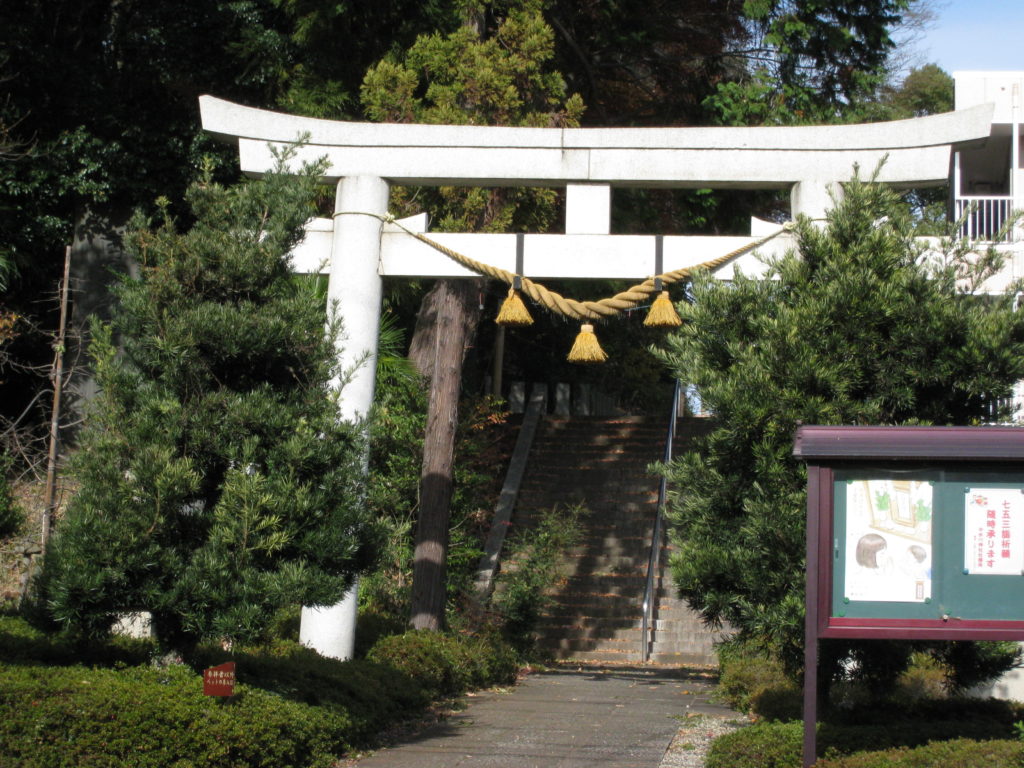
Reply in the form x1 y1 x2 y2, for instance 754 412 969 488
332 210 795 322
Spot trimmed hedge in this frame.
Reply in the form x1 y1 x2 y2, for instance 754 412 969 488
367 629 519 699
715 643 800 720
815 738 1022 768
0 614 152 667
706 714 1023 768
193 640 434 744
0 663 350 768
0 616 521 767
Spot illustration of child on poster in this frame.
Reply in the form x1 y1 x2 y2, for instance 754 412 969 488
845 479 932 602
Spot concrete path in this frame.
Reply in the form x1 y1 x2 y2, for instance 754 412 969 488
351 664 737 768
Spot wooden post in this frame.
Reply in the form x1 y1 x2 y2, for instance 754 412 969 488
803 464 821 768
41 245 71 555
491 325 505 398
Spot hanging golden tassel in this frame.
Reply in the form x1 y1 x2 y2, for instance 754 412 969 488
495 284 533 327
567 323 608 364
643 290 682 328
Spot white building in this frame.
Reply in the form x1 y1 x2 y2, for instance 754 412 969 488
952 72 1024 423
954 71 1024 243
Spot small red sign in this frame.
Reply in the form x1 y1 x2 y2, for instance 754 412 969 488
203 661 236 697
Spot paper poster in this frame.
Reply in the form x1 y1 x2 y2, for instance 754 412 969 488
964 488 1024 575
844 479 932 602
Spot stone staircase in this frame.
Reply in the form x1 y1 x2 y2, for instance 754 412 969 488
507 414 726 665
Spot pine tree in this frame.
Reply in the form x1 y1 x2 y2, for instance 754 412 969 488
656 172 1024 679
43 150 379 654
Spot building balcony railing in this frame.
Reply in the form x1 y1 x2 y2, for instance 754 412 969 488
955 196 1015 242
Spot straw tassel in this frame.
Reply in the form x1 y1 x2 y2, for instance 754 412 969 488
495 285 533 326
567 323 608 364
643 290 682 327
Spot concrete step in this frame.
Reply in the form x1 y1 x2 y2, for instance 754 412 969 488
544 651 638 663
539 602 642 619
652 609 710 626
537 634 642 652
502 415 723 667
534 625 643 642
647 650 718 666
560 543 658 560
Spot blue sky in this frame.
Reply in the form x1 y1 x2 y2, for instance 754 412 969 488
914 1 1024 73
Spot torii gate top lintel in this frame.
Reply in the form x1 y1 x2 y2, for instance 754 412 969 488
200 95 995 189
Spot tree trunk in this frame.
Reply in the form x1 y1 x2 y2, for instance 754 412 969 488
409 278 482 630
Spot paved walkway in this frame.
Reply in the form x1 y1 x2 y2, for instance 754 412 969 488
351 664 739 768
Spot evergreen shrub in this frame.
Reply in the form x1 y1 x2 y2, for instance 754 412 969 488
492 502 586 654
191 639 432 742
0 662 351 768
716 640 799 718
814 739 1021 768
0 614 521 766
42 149 380 654
658 173 1024 682
353 608 409 658
0 613 152 667
366 629 518 698
706 714 1022 768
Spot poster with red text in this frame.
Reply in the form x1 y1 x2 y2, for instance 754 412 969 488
965 488 1024 575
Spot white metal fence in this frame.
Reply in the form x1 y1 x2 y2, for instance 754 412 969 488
956 196 1014 241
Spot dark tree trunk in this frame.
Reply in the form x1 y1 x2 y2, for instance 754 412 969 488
409 278 482 630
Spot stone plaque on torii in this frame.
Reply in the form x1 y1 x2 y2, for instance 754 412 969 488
200 95 994 660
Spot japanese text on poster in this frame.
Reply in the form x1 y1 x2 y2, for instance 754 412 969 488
964 488 1024 575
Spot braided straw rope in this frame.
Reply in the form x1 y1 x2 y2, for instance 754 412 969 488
334 211 794 322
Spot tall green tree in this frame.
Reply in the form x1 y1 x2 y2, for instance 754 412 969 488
43 151 379 653
656 173 1024 679
876 63 954 119
705 0 914 126
868 64 955 231
0 0 458 450
0 0 296 444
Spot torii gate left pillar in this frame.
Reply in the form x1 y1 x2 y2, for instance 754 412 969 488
298 175 389 659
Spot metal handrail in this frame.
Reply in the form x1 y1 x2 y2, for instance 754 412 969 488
954 196 1015 242
640 379 681 662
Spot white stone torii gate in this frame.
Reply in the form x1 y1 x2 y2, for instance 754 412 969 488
200 95 995 660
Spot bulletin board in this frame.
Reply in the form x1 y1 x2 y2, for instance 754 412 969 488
832 469 1024 629
793 424 1024 768
795 425 1024 640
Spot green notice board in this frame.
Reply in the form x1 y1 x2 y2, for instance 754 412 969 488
832 467 1024 622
